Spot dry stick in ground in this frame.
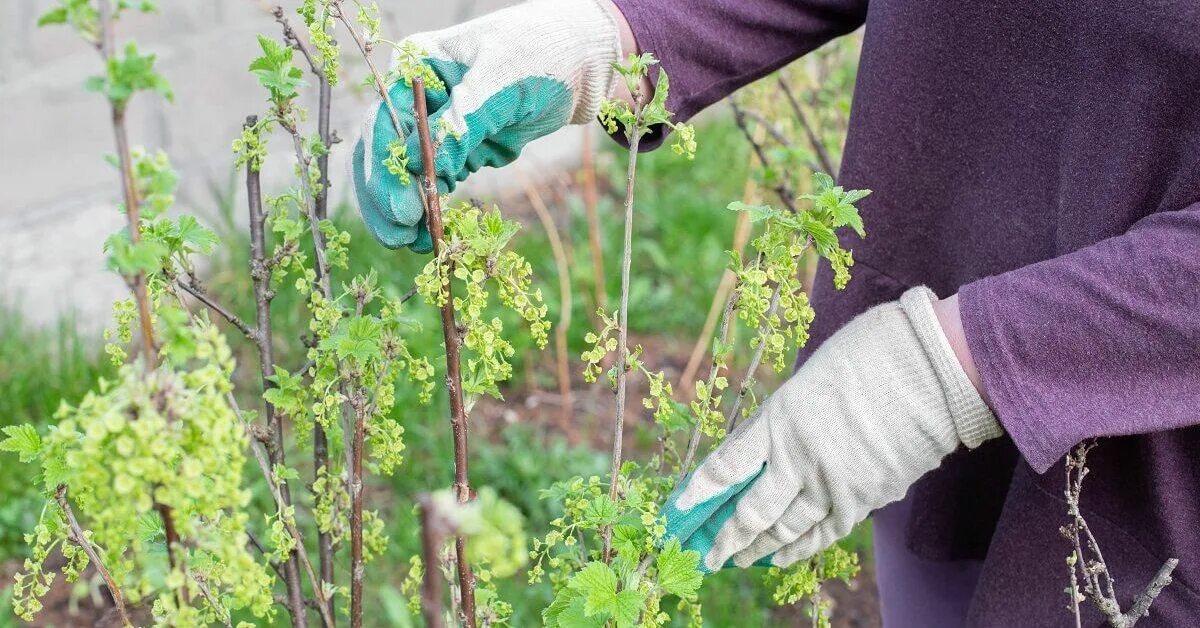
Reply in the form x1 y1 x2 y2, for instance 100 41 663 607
517 170 578 442
1063 442 1179 628
413 77 479 628
54 485 131 627
602 94 646 563
580 130 609 314
271 8 339 606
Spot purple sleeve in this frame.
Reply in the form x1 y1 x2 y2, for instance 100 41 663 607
959 203 1200 473
610 0 867 148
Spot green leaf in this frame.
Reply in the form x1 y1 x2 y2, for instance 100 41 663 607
0 425 41 463
798 213 839 257
727 201 781 224
37 7 68 26
813 172 835 192
831 201 866 238
174 215 218 254
584 495 619 527
655 538 702 598
558 597 607 628
569 562 618 618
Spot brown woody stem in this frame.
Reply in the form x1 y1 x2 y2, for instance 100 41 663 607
412 76 478 628
55 485 131 627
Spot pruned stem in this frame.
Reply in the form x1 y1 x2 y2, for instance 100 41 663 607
602 95 644 562
412 76 478 628
55 485 131 627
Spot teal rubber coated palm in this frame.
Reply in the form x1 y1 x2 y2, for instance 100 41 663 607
349 0 621 252
663 462 772 574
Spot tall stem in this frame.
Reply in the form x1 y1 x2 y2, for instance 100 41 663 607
412 77 478 628
350 385 367 628
243 116 308 628
602 100 643 561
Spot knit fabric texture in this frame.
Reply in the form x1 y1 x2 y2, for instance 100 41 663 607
663 287 1001 572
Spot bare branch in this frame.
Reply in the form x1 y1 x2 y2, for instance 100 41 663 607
176 278 257 341
777 75 837 177
55 485 131 627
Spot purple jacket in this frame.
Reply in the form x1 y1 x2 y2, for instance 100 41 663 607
612 0 1200 623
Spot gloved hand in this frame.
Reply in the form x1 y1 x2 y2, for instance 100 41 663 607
350 0 621 251
663 287 1004 573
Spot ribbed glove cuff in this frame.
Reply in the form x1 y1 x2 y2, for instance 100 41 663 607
530 0 621 123
900 287 1003 448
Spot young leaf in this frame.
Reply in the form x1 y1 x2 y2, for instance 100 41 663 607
0 425 42 463
655 538 702 598
727 201 781 223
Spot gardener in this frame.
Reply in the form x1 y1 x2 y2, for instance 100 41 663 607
351 0 1200 624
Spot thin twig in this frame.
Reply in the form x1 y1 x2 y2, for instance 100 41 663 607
677 125 763 394
678 290 739 481
176 278 256 340
724 282 783 432
729 98 798 214
777 75 836 177
55 485 131 627
603 94 645 562
1063 442 1178 627
188 570 233 628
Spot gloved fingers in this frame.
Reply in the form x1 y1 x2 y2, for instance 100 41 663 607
730 495 830 568
674 472 761 574
702 469 801 572
664 460 762 556
670 418 769 513
769 516 842 568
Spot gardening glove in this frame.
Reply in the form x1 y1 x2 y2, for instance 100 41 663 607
350 0 621 252
663 287 1004 573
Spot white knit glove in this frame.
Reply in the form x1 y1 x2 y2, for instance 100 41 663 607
662 287 1004 572
351 0 621 251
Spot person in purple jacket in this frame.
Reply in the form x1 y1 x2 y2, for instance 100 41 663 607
351 0 1200 624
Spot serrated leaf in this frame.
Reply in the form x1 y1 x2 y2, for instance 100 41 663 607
655 537 702 598
0 424 41 463
831 201 866 238
727 201 781 224
174 215 218 254
558 597 607 628
568 562 618 618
